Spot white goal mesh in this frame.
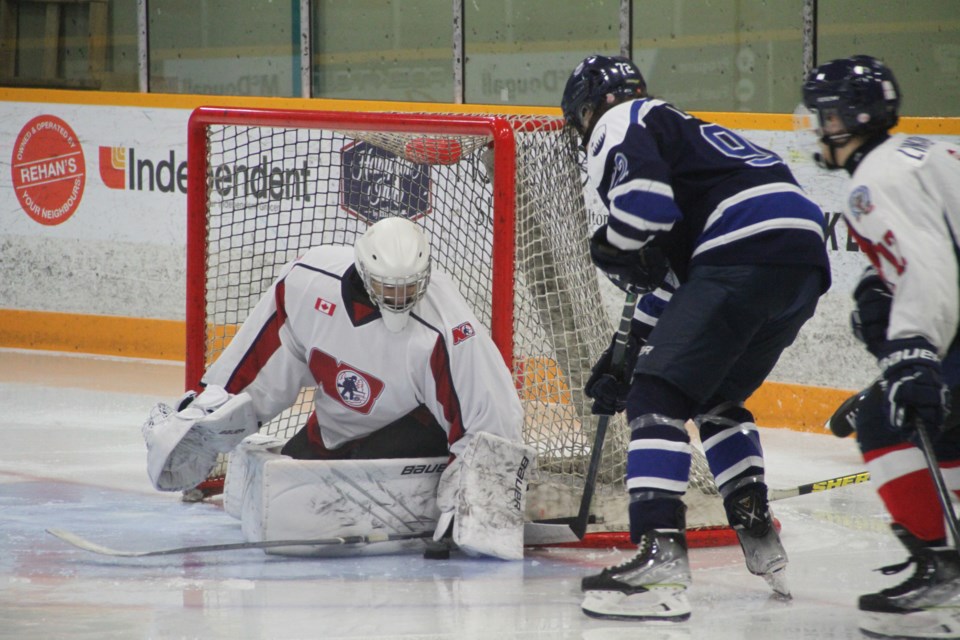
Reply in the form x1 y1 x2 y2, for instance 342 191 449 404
185 107 725 538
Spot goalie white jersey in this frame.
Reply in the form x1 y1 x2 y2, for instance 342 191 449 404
843 134 960 354
202 245 523 458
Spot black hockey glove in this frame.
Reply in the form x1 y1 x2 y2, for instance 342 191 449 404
878 337 950 435
584 331 641 416
589 225 670 294
851 267 892 358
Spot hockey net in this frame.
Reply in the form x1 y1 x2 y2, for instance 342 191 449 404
185 106 727 545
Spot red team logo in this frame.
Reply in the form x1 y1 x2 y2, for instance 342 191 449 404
309 349 384 414
452 322 475 345
11 115 86 225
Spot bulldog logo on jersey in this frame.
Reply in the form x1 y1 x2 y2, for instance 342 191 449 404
849 185 874 220
452 321 475 345
309 349 385 414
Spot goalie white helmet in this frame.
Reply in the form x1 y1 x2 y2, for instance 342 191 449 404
355 217 431 332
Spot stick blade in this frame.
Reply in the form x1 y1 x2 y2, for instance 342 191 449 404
46 528 147 557
523 521 581 546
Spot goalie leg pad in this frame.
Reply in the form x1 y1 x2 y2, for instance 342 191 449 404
224 443 446 556
438 432 536 560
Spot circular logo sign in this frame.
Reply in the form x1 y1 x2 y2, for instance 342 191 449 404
11 115 86 225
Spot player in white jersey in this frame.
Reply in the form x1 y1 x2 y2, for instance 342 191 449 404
563 54 831 621
801 54 960 638
140 217 529 559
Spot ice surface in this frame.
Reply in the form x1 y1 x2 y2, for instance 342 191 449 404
0 350 906 639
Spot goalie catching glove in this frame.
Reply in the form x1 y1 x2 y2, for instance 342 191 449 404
142 385 260 492
433 431 536 560
589 225 670 294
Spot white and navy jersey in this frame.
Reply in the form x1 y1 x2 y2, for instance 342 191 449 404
844 134 960 355
631 271 680 343
585 99 830 286
201 245 523 458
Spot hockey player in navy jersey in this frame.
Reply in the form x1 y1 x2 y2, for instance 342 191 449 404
802 55 960 638
140 217 530 560
562 54 831 620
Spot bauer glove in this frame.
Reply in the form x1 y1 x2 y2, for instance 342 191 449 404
584 331 641 416
589 225 670 295
878 337 950 435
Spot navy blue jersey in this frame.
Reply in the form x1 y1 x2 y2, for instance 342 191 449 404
586 99 830 287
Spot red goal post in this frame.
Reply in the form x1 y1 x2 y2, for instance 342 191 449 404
185 105 729 547
187 108 521 386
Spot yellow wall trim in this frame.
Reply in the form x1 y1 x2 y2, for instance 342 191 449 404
0 308 853 434
2 87 957 134
744 380 852 435
0 309 184 361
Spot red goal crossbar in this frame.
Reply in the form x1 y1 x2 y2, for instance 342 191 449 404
186 107 521 391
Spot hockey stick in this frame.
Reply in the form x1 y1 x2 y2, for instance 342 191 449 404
46 528 433 558
914 416 960 548
47 521 580 557
767 470 871 501
539 291 639 541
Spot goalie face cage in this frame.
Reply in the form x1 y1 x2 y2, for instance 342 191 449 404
186 106 726 545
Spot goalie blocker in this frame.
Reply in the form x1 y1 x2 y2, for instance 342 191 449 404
224 430 535 560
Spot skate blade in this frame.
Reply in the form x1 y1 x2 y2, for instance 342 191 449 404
860 606 960 639
763 568 792 599
582 586 691 622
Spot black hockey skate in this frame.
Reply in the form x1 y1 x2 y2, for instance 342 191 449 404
859 550 960 638
581 530 692 621
859 526 960 639
860 544 960 613
726 483 790 598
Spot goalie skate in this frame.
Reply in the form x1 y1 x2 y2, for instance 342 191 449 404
726 484 791 597
581 530 692 621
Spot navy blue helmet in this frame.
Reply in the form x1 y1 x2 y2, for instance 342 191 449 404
561 55 646 146
801 55 900 145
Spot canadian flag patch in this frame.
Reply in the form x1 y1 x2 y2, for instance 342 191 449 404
452 321 476 345
315 297 337 316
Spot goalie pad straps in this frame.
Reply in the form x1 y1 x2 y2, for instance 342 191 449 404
143 386 259 492
434 431 535 560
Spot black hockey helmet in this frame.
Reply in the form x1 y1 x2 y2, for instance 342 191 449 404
801 55 900 146
561 55 646 146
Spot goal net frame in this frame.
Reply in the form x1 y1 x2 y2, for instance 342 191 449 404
185 105 728 548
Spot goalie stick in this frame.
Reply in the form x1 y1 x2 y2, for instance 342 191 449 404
46 522 580 558
47 473 875 558
539 291 639 540
46 528 433 557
